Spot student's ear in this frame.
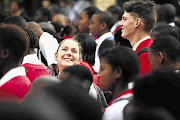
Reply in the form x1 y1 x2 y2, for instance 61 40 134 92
55 52 58 61
0 48 9 59
135 18 141 28
158 52 164 63
113 67 122 79
114 14 119 21
78 53 82 62
101 22 107 30
77 57 81 64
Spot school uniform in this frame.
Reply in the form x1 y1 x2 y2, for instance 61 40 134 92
93 32 114 73
102 89 133 120
0 67 31 100
38 32 59 76
133 36 153 76
110 21 121 34
79 60 99 86
22 54 49 82
89 83 107 109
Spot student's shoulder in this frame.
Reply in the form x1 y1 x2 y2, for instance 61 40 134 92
103 100 129 120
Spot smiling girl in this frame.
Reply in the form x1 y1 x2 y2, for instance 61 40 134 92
55 38 82 74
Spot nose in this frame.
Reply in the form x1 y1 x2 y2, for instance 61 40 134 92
66 50 72 56
89 23 92 29
119 20 123 28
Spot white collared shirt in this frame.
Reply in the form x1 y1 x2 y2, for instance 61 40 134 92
22 54 43 65
39 32 59 66
133 36 151 51
169 22 175 27
110 21 120 34
39 32 59 76
93 32 114 73
0 67 26 87
103 100 129 120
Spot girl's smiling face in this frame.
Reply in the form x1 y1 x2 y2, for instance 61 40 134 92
55 39 81 72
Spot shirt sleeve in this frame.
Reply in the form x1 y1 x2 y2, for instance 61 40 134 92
39 32 59 66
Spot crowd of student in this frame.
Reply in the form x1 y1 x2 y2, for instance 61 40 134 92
0 0 180 119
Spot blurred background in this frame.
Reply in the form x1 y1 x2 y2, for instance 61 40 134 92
1 0 180 18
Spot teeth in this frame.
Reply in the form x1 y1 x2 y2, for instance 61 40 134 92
64 58 71 61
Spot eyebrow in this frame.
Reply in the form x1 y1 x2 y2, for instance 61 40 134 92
72 48 78 51
61 46 78 50
60 46 68 48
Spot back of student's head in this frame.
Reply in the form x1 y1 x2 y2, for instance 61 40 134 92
107 5 124 21
23 28 37 49
0 101 73 120
39 22 56 33
0 24 29 63
95 11 115 31
25 76 60 100
123 0 156 33
153 21 167 28
61 25 73 37
60 65 93 90
73 33 96 66
150 35 180 63
35 8 52 22
126 106 175 120
157 3 176 23
2 16 28 29
83 6 101 19
98 39 114 56
38 81 103 120
100 46 140 85
114 29 132 48
151 23 179 40
0 11 11 23
133 69 180 120
52 22 64 35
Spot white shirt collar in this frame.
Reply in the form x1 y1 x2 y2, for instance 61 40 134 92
22 54 42 65
110 21 120 33
169 22 175 27
0 67 26 87
133 36 151 51
96 32 114 45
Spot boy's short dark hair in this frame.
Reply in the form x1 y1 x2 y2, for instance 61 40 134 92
150 35 180 62
123 0 157 33
84 6 101 19
96 12 115 31
133 69 180 119
61 65 93 90
0 24 29 62
152 23 179 40
2 16 28 28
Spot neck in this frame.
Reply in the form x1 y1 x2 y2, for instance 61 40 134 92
58 66 65 73
128 30 150 47
99 30 109 37
26 48 35 55
1 62 21 78
112 84 129 100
